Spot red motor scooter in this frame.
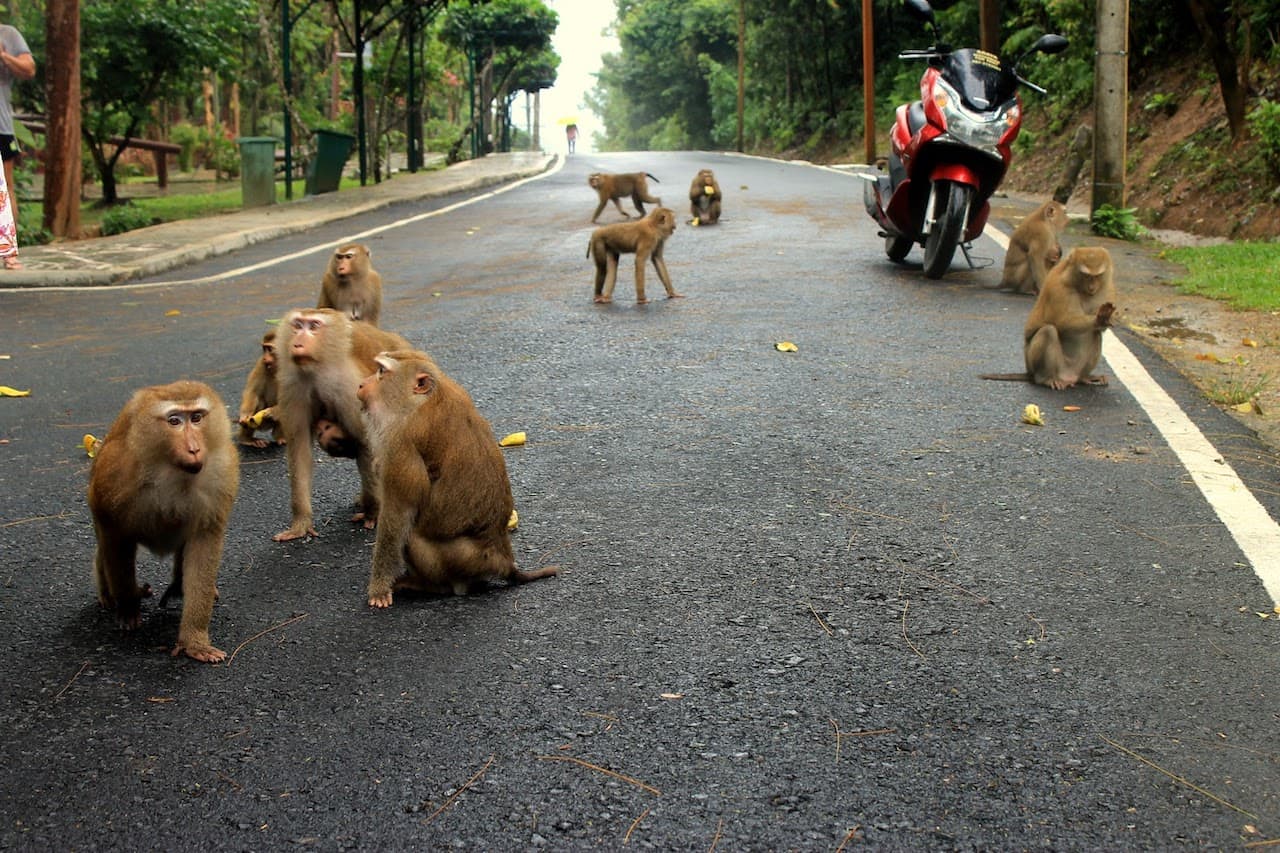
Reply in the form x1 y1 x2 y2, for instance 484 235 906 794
861 0 1068 279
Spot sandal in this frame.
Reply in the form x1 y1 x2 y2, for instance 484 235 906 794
3 255 22 270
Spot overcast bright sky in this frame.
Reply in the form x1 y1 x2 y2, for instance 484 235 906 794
538 0 619 154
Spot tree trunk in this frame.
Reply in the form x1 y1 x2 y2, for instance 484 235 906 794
43 0 81 238
1187 0 1247 142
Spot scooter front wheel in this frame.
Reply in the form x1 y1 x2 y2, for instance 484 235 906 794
885 233 913 263
922 181 972 279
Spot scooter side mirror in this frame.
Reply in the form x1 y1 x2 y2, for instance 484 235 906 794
903 0 935 26
1032 34 1069 55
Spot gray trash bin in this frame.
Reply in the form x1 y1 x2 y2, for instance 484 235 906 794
236 137 277 208
306 130 356 195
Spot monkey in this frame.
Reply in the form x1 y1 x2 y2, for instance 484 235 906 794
587 207 681 305
318 243 383 326
688 168 723 225
272 307 412 541
998 200 1067 295
314 416 359 458
87 381 239 663
982 246 1118 389
358 349 558 607
588 171 661 223
236 328 283 448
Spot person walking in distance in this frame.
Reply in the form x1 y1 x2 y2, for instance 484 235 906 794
0 22 33 270
565 123 578 155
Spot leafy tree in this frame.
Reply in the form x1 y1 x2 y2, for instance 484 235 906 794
79 0 255 204
440 0 557 160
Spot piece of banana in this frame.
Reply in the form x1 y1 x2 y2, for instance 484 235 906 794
1021 403 1044 426
83 433 102 458
247 407 275 429
499 431 526 447
507 509 519 531
775 341 798 353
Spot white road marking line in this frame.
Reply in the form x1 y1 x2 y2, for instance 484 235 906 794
985 223 1280 605
5 157 568 294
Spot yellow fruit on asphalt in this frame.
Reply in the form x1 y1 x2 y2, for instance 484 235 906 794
691 218 700 226
508 509 519 531
775 341 798 353
83 434 101 458
499 431 526 447
1021 403 1044 426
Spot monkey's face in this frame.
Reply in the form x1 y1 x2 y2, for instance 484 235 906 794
333 249 357 278
261 343 277 372
588 174 602 189
158 404 211 473
286 313 328 365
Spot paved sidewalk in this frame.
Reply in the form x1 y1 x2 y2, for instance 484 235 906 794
1 151 556 289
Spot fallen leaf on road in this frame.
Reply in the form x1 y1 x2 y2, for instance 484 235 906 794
1243 338 1259 348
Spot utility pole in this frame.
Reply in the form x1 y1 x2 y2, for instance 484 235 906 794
1093 0 1128 212
736 0 744 153
979 0 1000 53
862 0 874 164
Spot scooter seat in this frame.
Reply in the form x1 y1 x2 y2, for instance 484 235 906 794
906 101 926 137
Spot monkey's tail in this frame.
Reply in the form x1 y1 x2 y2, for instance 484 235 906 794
980 373 1031 382
646 173 660 183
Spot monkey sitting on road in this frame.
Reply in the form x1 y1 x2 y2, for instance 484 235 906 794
318 243 383 325
236 329 282 448
688 169 723 225
998 199 1067 295
587 207 681 305
982 246 1118 389
358 349 558 607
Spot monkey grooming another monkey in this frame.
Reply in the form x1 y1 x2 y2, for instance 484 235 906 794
998 199 1067 295
588 171 661 223
587 207 681 305
688 169 723 225
88 381 239 663
318 243 383 325
358 350 558 607
273 308 412 541
236 329 282 448
982 246 1118 389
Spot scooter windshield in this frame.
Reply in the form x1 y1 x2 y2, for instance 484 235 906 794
935 49 1018 111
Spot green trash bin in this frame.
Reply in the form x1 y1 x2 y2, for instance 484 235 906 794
306 130 356 195
236 137 277 208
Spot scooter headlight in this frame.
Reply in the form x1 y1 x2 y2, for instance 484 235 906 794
935 78 1015 150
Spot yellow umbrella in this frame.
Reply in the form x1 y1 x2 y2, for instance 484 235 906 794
557 115 580 126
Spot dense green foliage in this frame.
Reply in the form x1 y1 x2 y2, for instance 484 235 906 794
591 0 1280 157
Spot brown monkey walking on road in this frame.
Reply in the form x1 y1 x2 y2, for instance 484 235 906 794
272 308 412 541
318 243 383 325
982 246 1118 389
236 329 282 448
588 171 661 222
587 207 681 305
88 381 239 663
998 199 1067 295
688 168 723 225
358 350 558 608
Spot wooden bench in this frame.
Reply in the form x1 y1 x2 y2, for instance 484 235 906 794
18 117 183 188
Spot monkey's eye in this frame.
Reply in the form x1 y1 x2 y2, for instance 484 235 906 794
166 414 184 427
190 411 204 424
336 252 355 260
291 319 305 331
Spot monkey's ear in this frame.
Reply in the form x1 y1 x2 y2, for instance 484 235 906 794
412 372 435 396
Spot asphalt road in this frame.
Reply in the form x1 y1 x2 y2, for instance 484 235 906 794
1 152 1278 850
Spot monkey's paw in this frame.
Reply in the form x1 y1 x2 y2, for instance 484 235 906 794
171 641 226 664
368 591 394 609
272 525 318 542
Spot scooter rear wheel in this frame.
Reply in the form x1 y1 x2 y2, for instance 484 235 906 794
922 181 972 279
885 234 913 263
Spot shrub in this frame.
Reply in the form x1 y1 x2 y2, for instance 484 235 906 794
1091 203 1146 240
100 203 158 236
1248 99 1280 179
170 122 200 172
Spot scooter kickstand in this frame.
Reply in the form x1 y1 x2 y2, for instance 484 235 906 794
959 241 994 270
